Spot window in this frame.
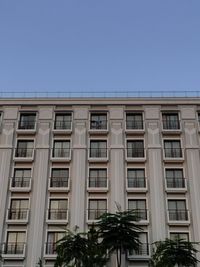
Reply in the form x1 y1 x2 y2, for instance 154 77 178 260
129 233 149 256
89 169 107 188
88 199 107 220
126 113 143 130
15 140 34 158
90 140 107 158
128 199 147 220
46 232 65 255
53 140 70 158
170 232 189 241
164 140 182 158
48 199 68 220
50 168 69 188
165 169 185 188
168 200 188 221
90 113 107 130
18 113 36 130
162 113 180 130
8 199 29 220
127 169 146 188
127 140 144 158
11 168 31 188
3 231 26 254
54 113 72 130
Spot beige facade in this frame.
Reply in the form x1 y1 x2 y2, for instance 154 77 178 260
0 97 200 267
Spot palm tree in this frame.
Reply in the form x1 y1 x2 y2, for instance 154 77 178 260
97 210 143 267
54 226 108 267
149 238 199 267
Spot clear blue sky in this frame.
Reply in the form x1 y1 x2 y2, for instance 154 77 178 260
0 0 200 92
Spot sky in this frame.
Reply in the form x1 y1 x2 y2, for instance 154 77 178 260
0 0 200 93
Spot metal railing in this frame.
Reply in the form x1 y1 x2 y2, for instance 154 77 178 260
1 242 25 254
7 209 29 220
18 120 36 130
47 209 68 220
87 209 107 220
127 148 145 158
89 148 107 158
15 148 34 158
45 242 57 255
129 243 149 256
128 209 148 221
50 177 69 188
52 148 70 158
88 177 108 188
166 178 186 188
168 209 189 221
90 120 107 130
126 120 144 130
127 177 146 188
1 91 200 98
54 120 72 130
11 177 31 188
162 120 180 130
164 148 183 158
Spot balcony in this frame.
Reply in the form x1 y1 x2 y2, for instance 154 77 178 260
6 209 29 224
128 243 150 260
126 148 146 162
46 209 68 224
126 177 147 192
163 148 184 162
162 120 181 133
88 148 108 162
17 120 36 134
87 177 108 192
87 209 107 223
165 178 187 193
48 177 70 192
125 120 144 134
9 177 31 192
44 242 57 258
1 242 26 259
128 209 149 225
14 148 34 162
89 120 108 134
51 148 71 162
53 120 72 133
168 209 190 225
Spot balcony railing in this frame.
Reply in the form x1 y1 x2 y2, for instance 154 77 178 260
1 242 25 255
128 209 148 221
88 209 107 221
168 209 189 221
89 148 107 158
129 243 149 257
164 148 183 158
52 148 70 158
127 177 146 188
10 177 31 188
15 148 34 158
126 120 144 130
90 120 107 130
50 177 69 188
7 209 29 221
47 209 68 221
166 178 186 188
18 120 36 130
127 148 145 158
88 177 107 188
163 120 180 130
45 242 57 255
54 120 72 130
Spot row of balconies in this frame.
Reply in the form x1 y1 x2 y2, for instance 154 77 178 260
8 176 188 193
4 208 190 225
0 241 150 260
12 147 185 162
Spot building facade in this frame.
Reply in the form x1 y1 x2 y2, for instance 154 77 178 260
0 97 200 267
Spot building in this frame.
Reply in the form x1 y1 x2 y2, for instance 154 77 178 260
0 95 200 267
